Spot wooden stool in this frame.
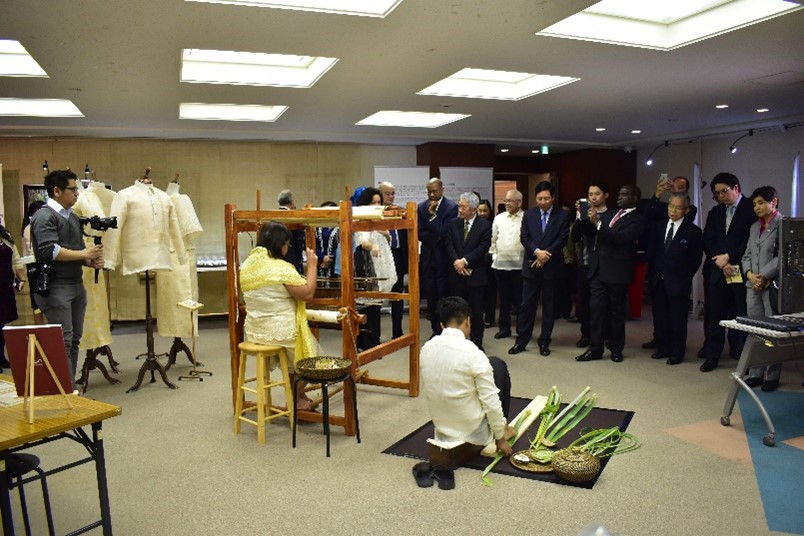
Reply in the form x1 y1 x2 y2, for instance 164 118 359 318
234 342 294 444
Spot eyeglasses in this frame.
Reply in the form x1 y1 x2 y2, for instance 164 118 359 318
713 186 732 197
63 186 79 193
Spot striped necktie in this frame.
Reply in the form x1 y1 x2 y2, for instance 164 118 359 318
726 205 734 233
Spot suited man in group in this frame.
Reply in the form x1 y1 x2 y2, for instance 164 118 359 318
647 193 704 365
700 172 754 372
577 184 647 363
277 189 305 273
379 181 408 338
418 177 458 336
508 181 569 357
445 192 492 349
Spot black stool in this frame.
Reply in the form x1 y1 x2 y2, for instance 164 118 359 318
3 453 56 536
292 373 360 457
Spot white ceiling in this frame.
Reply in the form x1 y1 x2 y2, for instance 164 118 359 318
1 0 803 154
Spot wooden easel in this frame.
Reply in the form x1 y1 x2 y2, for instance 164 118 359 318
23 334 74 424
177 300 211 381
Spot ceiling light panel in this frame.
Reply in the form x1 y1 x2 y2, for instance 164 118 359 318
0 40 48 77
536 0 804 51
185 0 403 17
0 98 83 117
179 102 288 122
356 111 470 128
181 49 338 88
418 68 579 101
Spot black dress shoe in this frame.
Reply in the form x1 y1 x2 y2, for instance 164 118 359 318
696 346 706 359
575 337 590 348
610 353 624 363
761 379 779 392
744 377 763 388
494 330 511 339
666 357 683 365
651 352 668 360
641 339 658 349
575 350 602 362
539 345 551 356
508 343 526 355
700 360 718 372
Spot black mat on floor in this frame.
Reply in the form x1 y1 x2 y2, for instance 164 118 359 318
382 397 635 489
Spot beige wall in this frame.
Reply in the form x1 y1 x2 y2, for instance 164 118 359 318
1 138 416 319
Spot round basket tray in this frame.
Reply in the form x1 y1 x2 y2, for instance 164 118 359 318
551 448 601 483
509 450 554 473
295 357 351 381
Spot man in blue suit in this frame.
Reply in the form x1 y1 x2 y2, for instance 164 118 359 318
700 173 754 372
647 193 704 365
445 192 492 349
418 177 458 337
508 181 569 356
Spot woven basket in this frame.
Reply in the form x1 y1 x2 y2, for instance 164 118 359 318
551 448 601 483
295 357 351 381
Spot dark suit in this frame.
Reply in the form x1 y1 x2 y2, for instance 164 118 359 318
418 196 458 334
279 206 306 274
648 218 704 360
515 206 570 348
588 208 647 356
445 216 492 347
702 195 754 362
388 228 408 338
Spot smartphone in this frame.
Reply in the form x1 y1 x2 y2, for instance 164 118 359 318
660 173 669 181
579 198 590 220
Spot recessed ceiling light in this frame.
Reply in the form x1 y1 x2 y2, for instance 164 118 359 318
531 149 540 154
0 40 48 77
596 127 606 132
715 104 729 109
184 0 403 17
181 49 338 88
418 68 579 101
356 111 469 128
500 148 509 153
179 102 288 122
756 108 769 113
0 98 83 117
536 0 803 51
631 129 642 134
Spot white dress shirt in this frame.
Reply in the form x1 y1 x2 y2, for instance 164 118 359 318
420 328 506 446
490 209 524 270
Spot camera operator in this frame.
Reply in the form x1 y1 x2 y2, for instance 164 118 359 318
31 170 104 386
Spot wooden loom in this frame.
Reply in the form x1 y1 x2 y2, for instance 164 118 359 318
224 200 420 436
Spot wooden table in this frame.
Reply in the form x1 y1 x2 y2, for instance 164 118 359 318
0 383 121 535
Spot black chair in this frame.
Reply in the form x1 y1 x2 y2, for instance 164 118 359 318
4 453 56 536
292 372 360 457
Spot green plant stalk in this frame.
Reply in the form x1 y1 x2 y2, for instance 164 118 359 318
481 408 532 486
547 386 590 434
568 426 641 457
544 392 597 443
529 387 560 450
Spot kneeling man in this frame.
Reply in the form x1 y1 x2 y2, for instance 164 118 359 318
420 296 515 456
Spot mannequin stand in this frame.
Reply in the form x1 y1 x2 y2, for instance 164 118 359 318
127 270 178 393
177 303 211 381
76 345 120 394
166 338 203 370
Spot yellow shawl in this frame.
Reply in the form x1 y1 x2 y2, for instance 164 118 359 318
240 247 317 361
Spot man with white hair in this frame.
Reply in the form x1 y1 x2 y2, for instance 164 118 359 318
490 189 524 340
378 181 408 338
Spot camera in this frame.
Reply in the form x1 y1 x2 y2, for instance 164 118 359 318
579 198 590 220
79 215 117 231
34 263 51 296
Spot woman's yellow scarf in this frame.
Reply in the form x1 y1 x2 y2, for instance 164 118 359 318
240 247 317 361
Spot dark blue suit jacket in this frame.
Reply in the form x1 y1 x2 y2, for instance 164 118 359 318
589 208 647 285
648 218 704 297
445 216 492 287
520 206 570 281
703 195 754 284
417 196 458 270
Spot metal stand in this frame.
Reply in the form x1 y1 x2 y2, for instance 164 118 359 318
127 270 177 392
76 345 120 394
178 304 211 382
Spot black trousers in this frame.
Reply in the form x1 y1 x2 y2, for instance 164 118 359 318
357 304 381 350
495 269 522 334
421 259 450 335
448 275 486 348
488 356 511 418
390 248 406 338
483 257 497 325
589 277 628 356
577 265 591 339
515 276 556 348
652 282 690 360
705 276 747 363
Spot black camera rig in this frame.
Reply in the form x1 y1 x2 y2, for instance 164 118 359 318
80 216 118 283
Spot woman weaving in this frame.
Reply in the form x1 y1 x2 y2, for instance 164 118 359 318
240 221 320 411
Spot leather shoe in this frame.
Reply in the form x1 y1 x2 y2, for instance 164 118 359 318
539 345 551 356
508 343 527 355
761 379 779 392
641 339 658 349
700 360 718 372
494 330 511 339
666 357 683 365
744 377 763 388
575 350 602 362
651 352 668 360
575 337 590 348
696 346 706 359
610 353 624 363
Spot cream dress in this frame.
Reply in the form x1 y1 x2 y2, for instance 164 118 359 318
354 230 397 305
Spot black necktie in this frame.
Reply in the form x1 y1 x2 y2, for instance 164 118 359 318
664 221 674 252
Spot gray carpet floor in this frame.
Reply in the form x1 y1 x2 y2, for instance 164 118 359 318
7 308 803 536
